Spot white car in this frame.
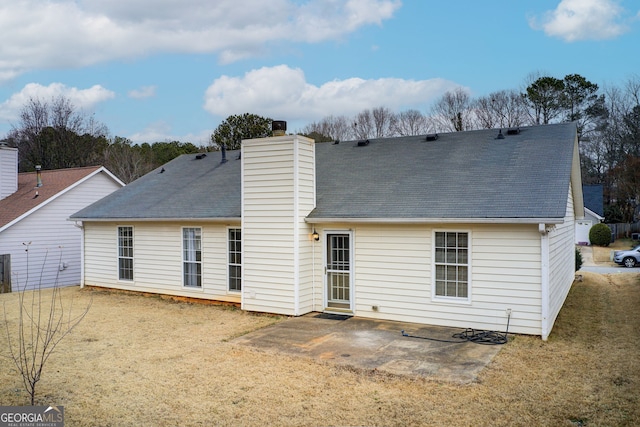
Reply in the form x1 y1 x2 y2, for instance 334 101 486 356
613 245 640 268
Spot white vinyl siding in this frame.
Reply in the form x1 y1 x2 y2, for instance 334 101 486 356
0 147 18 200
310 223 543 335
546 185 577 335
83 221 241 303
241 135 315 316
0 171 121 291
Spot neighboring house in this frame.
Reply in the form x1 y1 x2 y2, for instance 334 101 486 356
575 184 605 245
71 122 583 340
0 144 124 292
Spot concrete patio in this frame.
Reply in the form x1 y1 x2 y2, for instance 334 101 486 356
233 313 506 384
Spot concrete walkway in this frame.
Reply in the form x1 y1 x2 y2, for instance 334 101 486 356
233 314 504 384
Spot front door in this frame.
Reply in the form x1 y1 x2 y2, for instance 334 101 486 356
325 232 352 311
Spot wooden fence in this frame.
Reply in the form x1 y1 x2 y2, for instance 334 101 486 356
608 222 640 240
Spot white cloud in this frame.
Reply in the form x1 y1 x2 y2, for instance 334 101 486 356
0 83 115 122
530 0 632 41
128 86 157 99
0 0 401 81
127 121 211 145
203 65 459 123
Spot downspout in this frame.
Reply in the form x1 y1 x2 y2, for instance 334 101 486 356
539 223 550 340
74 221 85 288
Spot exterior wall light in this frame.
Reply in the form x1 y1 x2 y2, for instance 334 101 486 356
312 229 320 241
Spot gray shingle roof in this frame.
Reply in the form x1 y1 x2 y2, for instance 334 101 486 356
71 123 577 222
309 123 577 221
71 151 241 220
582 184 604 217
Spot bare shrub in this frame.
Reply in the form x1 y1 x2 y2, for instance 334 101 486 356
1 244 91 405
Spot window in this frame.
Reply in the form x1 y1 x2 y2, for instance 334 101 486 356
228 228 241 292
183 228 202 288
434 231 469 299
118 226 134 281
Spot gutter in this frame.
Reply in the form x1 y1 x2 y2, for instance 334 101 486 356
305 217 564 225
68 217 241 223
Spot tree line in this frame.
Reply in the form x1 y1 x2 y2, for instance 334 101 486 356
4 97 202 183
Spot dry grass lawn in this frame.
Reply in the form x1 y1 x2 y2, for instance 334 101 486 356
591 238 637 263
1 274 639 426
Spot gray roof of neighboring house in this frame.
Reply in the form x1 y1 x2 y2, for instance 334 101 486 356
71 122 578 222
582 184 604 217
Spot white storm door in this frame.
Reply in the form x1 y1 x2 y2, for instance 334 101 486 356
325 232 353 311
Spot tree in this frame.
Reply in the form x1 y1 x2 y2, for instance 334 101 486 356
372 106 396 137
473 90 528 129
210 113 272 150
523 76 565 125
300 115 354 142
7 96 109 171
562 74 603 140
430 88 473 132
102 137 154 184
393 109 431 136
301 131 334 143
2 245 91 405
353 109 375 140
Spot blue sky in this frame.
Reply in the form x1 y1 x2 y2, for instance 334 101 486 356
0 0 638 145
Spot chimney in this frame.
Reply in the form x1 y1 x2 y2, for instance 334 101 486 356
0 142 18 200
35 165 43 187
220 144 227 164
272 120 287 137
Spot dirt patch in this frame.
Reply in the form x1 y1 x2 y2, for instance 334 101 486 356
1 275 639 426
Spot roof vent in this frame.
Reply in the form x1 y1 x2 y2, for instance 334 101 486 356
496 129 505 140
272 120 287 137
35 165 43 187
425 133 439 141
507 128 520 135
195 153 207 160
357 139 370 147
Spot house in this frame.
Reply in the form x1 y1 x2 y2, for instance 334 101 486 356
71 122 583 340
575 184 605 245
0 144 124 292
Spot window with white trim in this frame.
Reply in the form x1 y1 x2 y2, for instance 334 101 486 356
118 226 133 281
183 227 202 288
434 231 469 299
228 228 241 292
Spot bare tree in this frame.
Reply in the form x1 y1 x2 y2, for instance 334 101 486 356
353 109 374 140
624 73 640 106
393 109 431 136
430 88 473 132
102 136 154 183
372 106 396 137
473 90 528 129
2 244 91 405
301 115 354 142
8 96 109 171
